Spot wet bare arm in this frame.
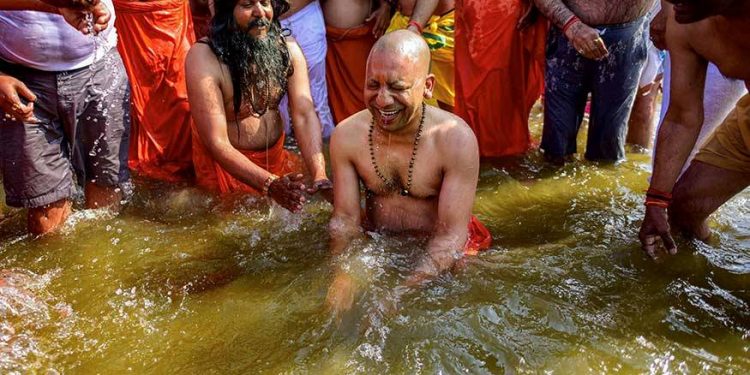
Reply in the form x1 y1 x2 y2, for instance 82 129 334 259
639 13 707 257
328 120 365 256
650 20 706 198
185 44 278 191
286 40 329 184
532 0 574 28
405 123 479 287
326 121 365 315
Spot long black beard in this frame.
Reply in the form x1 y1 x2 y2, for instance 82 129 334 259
209 20 292 116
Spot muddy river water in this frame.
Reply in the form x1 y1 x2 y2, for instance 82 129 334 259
0 118 748 374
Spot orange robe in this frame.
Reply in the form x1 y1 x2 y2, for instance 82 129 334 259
465 216 492 255
114 0 196 182
192 132 304 195
325 22 376 124
454 0 547 157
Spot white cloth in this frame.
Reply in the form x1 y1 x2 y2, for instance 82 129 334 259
279 0 334 139
655 54 748 175
0 0 118 71
638 0 663 88
639 45 663 88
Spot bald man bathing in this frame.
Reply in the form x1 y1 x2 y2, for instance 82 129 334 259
325 30 491 315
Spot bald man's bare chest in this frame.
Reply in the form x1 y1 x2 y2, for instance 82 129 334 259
353 131 443 200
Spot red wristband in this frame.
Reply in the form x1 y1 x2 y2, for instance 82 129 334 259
646 187 673 200
562 15 580 35
645 199 670 208
407 20 423 34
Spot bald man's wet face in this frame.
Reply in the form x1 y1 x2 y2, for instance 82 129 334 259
364 43 433 133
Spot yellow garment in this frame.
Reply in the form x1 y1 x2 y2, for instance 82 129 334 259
695 94 750 173
387 10 455 107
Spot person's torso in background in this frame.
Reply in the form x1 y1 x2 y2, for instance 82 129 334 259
566 0 653 25
0 0 117 71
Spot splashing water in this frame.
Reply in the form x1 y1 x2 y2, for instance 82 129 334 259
0 113 748 373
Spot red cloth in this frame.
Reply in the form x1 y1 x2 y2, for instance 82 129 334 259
465 215 492 255
325 22 376 124
192 131 304 195
114 0 196 182
454 0 547 157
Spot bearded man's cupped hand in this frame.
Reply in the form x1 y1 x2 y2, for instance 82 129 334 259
268 173 308 212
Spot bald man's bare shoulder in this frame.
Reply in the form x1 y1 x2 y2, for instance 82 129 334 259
428 109 478 156
330 110 372 155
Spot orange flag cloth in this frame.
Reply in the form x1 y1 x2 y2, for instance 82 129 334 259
114 0 196 182
192 132 304 195
454 0 547 157
325 22 376 124
465 215 492 255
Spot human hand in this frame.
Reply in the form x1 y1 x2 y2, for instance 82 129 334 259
0 75 38 123
516 1 539 30
639 205 677 259
268 173 307 212
365 2 392 38
565 21 609 60
326 273 355 319
306 178 333 203
649 8 667 50
59 2 110 35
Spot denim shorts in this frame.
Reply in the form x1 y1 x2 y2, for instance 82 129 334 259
0 49 131 208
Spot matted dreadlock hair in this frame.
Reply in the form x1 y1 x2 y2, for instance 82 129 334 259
208 0 294 116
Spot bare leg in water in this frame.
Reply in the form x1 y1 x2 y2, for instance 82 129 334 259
670 161 750 240
27 199 72 236
626 77 662 149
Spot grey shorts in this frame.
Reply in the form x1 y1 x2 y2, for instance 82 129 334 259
0 49 131 208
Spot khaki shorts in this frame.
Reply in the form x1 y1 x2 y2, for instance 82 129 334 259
694 94 750 173
0 49 131 208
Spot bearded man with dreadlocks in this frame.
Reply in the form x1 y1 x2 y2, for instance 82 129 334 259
186 0 332 212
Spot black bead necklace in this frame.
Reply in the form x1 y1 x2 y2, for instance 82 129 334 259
368 103 426 196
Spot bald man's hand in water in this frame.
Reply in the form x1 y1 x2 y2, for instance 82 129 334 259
326 272 356 319
639 206 677 259
0 74 39 123
306 178 334 204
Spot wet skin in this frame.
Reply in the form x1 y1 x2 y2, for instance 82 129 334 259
640 0 750 257
326 30 480 316
185 0 331 212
